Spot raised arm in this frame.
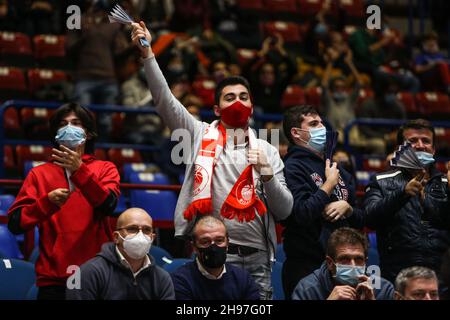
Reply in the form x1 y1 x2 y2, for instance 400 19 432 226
131 22 200 134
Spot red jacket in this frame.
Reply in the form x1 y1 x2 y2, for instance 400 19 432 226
8 155 120 287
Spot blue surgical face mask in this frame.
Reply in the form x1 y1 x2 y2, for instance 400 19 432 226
55 124 86 149
415 151 435 166
335 263 366 287
314 23 328 35
300 127 326 152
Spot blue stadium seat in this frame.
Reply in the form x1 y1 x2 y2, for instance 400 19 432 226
367 247 380 267
162 258 192 273
272 261 284 300
123 162 160 182
149 245 173 267
129 190 177 227
275 243 286 263
14 226 39 249
25 284 38 300
0 194 15 215
368 232 377 249
23 160 46 177
0 258 36 299
129 172 170 185
29 246 39 264
113 194 128 216
0 225 23 259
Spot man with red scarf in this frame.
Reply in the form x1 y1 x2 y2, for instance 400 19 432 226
131 22 293 299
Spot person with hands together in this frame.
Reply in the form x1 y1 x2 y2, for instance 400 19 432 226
281 106 365 299
130 21 293 300
7 103 120 300
364 119 450 283
292 228 394 300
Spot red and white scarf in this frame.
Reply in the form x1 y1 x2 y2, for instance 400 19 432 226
183 120 267 222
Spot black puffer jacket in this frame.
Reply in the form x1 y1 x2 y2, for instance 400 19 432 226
364 167 450 282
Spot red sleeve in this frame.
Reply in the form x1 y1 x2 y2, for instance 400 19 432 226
7 171 60 231
70 161 120 208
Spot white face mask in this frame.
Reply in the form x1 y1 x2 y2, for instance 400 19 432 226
119 231 153 260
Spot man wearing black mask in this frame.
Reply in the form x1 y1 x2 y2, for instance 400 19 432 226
171 216 260 300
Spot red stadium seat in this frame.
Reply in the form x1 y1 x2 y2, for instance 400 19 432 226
0 32 33 67
362 157 386 172
305 86 322 109
236 48 258 68
111 112 125 141
3 107 22 138
107 148 143 173
16 145 52 175
0 67 27 96
281 85 306 109
20 107 53 123
355 88 374 114
33 35 66 69
192 79 216 107
4 145 16 171
27 69 68 94
296 0 324 16
434 127 450 142
332 0 364 18
237 0 264 10
416 92 450 117
264 0 297 12
262 21 302 43
435 161 448 174
94 149 107 161
20 107 53 139
434 127 450 150
396 92 418 115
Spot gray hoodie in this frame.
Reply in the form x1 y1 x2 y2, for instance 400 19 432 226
66 242 175 300
142 56 293 260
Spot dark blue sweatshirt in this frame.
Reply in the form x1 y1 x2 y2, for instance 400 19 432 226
171 261 260 300
66 243 175 300
282 145 364 265
292 262 394 300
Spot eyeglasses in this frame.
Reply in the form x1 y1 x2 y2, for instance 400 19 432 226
195 236 227 248
117 225 154 237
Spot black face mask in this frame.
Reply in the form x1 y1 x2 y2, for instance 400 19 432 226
197 244 227 269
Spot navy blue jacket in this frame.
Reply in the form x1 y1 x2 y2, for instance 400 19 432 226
171 261 260 300
292 262 394 300
282 145 364 265
66 243 175 300
364 167 450 282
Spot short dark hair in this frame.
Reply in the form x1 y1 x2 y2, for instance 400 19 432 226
326 227 369 260
214 76 251 106
396 119 435 147
191 215 228 241
282 105 319 145
421 31 438 43
49 102 97 154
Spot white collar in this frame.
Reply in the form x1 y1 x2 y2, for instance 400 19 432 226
115 245 151 278
196 257 226 280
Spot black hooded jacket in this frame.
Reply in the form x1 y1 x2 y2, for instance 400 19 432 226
282 145 364 266
66 242 175 300
364 167 450 282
